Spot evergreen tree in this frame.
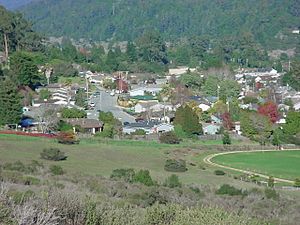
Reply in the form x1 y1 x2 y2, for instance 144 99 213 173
126 41 137 62
0 77 23 125
10 51 40 88
174 105 202 136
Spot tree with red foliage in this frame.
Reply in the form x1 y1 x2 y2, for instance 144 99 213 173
221 112 233 130
258 101 279 123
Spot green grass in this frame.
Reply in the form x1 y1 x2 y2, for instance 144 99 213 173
0 134 257 187
212 150 300 180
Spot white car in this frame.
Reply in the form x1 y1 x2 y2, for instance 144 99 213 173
90 102 95 107
110 91 115 96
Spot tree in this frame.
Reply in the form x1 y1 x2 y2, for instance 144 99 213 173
75 89 87 108
221 112 233 130
61 108 87 118
203 76 219 96
179 72 204 91
174 105 202 136
258 101 279 123
137 30 168 64
126 41 137 62
283 111 300 136
219 79 241 101
10 51 40 88
282 61 300 91
240 111 272 145
0 77 23 125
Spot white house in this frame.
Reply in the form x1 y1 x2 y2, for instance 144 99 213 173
153 123 174 133
294 102 300 111
199 103 211 112
134 101 159 113
129 87 162 97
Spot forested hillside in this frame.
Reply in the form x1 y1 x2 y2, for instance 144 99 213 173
21 0 299 49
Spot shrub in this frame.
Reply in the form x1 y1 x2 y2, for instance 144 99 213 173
9 190 35 204
133 170 154 186
164 159 187 172
216 184 246 196
159 132 180 144
264 188 279 200
57 132 79 144
164 174 182 188
95 125 114 138
22 176 41 185
294 178 300 187
214 170 226 176
132 129 146 135
40 148 67 161
2 160 43 174
268 176 275 188
49 165 64 175
110 168 135 183
222 132 231 145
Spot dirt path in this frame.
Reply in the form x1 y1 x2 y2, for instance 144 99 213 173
203 149 299 184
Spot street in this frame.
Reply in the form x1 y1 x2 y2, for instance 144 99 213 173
86 88 136 123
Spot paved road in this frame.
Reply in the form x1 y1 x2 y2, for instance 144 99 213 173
87 88 136 123
203 149 297 184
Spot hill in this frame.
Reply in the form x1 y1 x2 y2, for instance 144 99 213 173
0 0 34 10
21 0 300 49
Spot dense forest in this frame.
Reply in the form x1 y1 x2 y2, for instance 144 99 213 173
20 0 300 49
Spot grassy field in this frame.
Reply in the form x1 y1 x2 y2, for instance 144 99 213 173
0 134 259 187
212 150 300 180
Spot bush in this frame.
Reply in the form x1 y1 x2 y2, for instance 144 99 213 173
268 176 275 188
214 170 226 176
164 159 187 172
57 132 79 144
164 174 182 188
216 184 246 196
159 132 180 144
40 148 67 161
132 129 146 135
2 160 43 174
294 178 300 187
95 125 114 138
133 170 154 186
264 188 279 200
222 132 231 145
49 165 64 175
110 168 135 183
22 176 41 185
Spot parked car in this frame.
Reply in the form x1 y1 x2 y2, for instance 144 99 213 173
90 102 95 107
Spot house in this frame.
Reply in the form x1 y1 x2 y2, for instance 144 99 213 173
169 67 196 76
233 122 242 135
211 115 222 124
199 103 211 112
64 118 103 134
203 124 220 135
294 102 300 111
129 87 162 97
134 101 159 113
123 121 173 134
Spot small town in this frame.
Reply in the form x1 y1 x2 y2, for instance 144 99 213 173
0 1 299 224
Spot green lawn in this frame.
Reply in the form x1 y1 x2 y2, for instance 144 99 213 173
212 150 300 180
0 134 257 187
